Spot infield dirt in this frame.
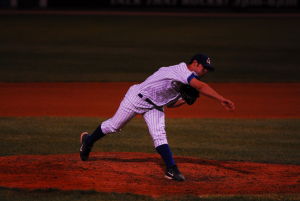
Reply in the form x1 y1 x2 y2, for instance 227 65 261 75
0 152 299 197
0 82 299 118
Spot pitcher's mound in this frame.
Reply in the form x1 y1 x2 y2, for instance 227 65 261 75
0 152 299 197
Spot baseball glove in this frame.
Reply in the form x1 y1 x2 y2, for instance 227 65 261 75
179 84 200 105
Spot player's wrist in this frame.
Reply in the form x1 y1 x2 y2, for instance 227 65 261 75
218 96 226 102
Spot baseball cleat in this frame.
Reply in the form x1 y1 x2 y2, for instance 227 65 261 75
80 132 92 161
165 165 185 181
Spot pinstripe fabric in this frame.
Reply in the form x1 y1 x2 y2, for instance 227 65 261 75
101 97 137 134
136 62 194 106
101 62 194 148
143 108 167 147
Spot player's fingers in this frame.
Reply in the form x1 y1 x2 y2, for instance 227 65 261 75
222 100 235 111
228 101 235 110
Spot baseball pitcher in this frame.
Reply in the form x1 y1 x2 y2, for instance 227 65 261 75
80 54 235 181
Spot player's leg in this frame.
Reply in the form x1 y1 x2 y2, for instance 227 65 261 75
143 109 185 181
80 98 136 161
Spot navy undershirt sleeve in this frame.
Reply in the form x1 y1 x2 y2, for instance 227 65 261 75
187 73 199 83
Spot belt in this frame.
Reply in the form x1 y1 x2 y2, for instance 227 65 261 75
138 93 163 112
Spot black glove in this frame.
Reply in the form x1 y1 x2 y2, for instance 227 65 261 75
179 84 200 105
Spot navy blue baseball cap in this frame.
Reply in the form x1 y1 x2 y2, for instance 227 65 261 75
190 54 214 71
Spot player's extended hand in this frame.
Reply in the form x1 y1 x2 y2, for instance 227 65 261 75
220 98 235 111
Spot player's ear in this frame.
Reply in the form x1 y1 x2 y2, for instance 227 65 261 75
191 60 198 67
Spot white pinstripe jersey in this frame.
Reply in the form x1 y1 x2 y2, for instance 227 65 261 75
126 62 197 107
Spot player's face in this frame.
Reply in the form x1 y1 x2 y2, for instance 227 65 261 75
196 63 209 77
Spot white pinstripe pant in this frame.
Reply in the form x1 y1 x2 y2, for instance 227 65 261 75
101 93 168 148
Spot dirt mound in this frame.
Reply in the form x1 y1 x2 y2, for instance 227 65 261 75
0 152 299 197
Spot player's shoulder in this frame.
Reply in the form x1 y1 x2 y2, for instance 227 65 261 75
157 62 191 80
176 62 194 75
166 62 195 84
173 62 187 69
164 62 188 72
156 62 185 72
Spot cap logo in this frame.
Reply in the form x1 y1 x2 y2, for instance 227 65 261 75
206 58 211 64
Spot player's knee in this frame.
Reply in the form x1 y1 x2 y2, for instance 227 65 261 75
153 136 168 148
148 127 167 147
101 120 122 134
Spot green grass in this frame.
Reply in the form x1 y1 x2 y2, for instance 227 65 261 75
0 117 299 201
0 117 299 164
0 15 299 82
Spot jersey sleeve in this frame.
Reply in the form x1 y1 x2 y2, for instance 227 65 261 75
176 63 199 85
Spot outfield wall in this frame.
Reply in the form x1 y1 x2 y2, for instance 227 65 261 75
1 0 299 11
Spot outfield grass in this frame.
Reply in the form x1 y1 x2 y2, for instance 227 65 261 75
0 117 299 164
0 15 299 82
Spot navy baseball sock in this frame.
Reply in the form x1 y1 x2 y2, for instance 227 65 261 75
87 124 105 145
156 144 176 169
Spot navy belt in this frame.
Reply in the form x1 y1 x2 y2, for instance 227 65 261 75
138 93 163 112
